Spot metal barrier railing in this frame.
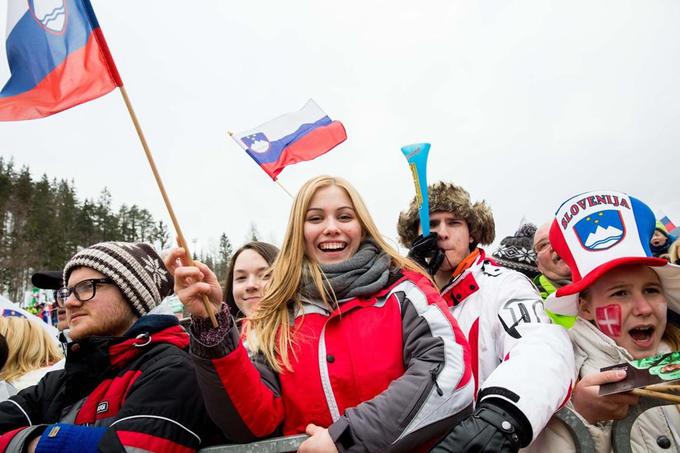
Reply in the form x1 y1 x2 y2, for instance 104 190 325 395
554 407 597 453
611 396 677 453
197 396 678 453
199 435 309 453
548 395 678 453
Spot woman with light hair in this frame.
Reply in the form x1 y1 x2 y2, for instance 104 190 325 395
0 317 63 391
168 175 474 452
669 238 680 265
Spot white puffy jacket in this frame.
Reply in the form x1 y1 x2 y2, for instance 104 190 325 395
529 317 680 453
440 249 575 444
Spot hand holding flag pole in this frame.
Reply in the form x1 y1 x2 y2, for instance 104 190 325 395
119 88 217 326
0 0 216 325
401 143 431 236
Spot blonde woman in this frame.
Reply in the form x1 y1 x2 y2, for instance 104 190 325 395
0 317 62 391
169 175 474 452
669 238 680 265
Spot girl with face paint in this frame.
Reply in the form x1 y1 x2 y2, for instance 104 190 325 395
527 191 680 453
579 264 675 360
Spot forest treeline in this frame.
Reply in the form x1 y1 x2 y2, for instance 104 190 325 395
0 158 238 302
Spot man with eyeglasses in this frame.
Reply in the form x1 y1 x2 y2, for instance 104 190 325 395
533 222 572 299
0 242 218 452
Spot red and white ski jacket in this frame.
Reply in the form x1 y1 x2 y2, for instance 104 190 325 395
192 269 474 452
440 249 575 444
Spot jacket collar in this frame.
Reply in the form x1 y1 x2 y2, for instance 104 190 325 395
441 248 487 291
67 315 186 359
64 315 187 398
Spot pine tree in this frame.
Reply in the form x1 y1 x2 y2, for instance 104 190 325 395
247 222 260 242
0 164 170 301
153 220 170 250
216 233 234 287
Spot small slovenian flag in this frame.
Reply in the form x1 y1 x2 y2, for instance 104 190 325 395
660 216 677 233
232 99 347 180
0 0 122 121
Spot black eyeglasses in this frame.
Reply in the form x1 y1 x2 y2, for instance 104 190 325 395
56 278 114 306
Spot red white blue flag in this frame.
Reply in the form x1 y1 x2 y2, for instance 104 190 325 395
232 99 347 180
0 0 122 121
660 216 677 233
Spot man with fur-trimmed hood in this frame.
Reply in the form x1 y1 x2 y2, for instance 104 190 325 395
398 182 575 453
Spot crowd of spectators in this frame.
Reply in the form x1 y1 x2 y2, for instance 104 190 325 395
0 175 678 453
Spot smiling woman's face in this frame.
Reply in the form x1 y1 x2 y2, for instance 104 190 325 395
303 185 363 265
232 249 271 317
579 264 667 359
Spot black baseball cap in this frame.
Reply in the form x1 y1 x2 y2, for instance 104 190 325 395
31 270 64 290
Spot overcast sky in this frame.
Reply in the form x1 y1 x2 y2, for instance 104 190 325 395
1 0 679 255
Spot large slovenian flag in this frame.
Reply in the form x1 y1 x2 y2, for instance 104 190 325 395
0 0 122 121
232 99 347 180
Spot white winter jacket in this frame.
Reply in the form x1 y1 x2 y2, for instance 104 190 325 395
529 317 680 453
441 249 575 444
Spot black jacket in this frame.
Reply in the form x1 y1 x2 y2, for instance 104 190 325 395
0 315 219 452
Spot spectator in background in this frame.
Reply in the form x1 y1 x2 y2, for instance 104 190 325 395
651 221 676 259
31 271 66 332
31 271 68 359
223 241 279 323
0 317 62 392
492 223 541 280
531 191 680 452
399 182 573 452
0 242 218 452
533 221 572 299
0 334 15 400
170 175 474 452
669 238 680 265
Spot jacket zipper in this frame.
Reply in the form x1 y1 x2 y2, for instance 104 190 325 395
400 362 443 427
430 362 443 396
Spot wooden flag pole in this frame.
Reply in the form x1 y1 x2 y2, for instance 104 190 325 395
275 180 294 199
119 86 217 327
631 388 680 404
645 384 680 393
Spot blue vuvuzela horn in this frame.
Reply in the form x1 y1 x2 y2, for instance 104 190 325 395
400 143 431 236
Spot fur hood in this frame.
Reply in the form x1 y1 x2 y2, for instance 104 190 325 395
397 181 495 248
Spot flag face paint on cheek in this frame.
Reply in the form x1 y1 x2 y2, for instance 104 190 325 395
595 304 622 337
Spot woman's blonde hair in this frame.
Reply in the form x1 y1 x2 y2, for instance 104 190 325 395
247 175 428 371
0 317 62 383
669 239 680 265
663 322 680 351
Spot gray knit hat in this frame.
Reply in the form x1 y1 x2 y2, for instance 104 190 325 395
492 223 540 279
63 242 173 317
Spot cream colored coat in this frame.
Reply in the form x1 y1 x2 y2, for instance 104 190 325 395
525 318 680 453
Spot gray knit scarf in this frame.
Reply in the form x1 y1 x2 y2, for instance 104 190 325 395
300 240 391 301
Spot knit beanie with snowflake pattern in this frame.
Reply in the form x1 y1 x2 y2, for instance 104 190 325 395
63 242 173 317
492 223 540 279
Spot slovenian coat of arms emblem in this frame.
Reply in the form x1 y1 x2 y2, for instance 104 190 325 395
29 0 67 33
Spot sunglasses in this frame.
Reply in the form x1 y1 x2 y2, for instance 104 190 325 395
56 278 114 306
